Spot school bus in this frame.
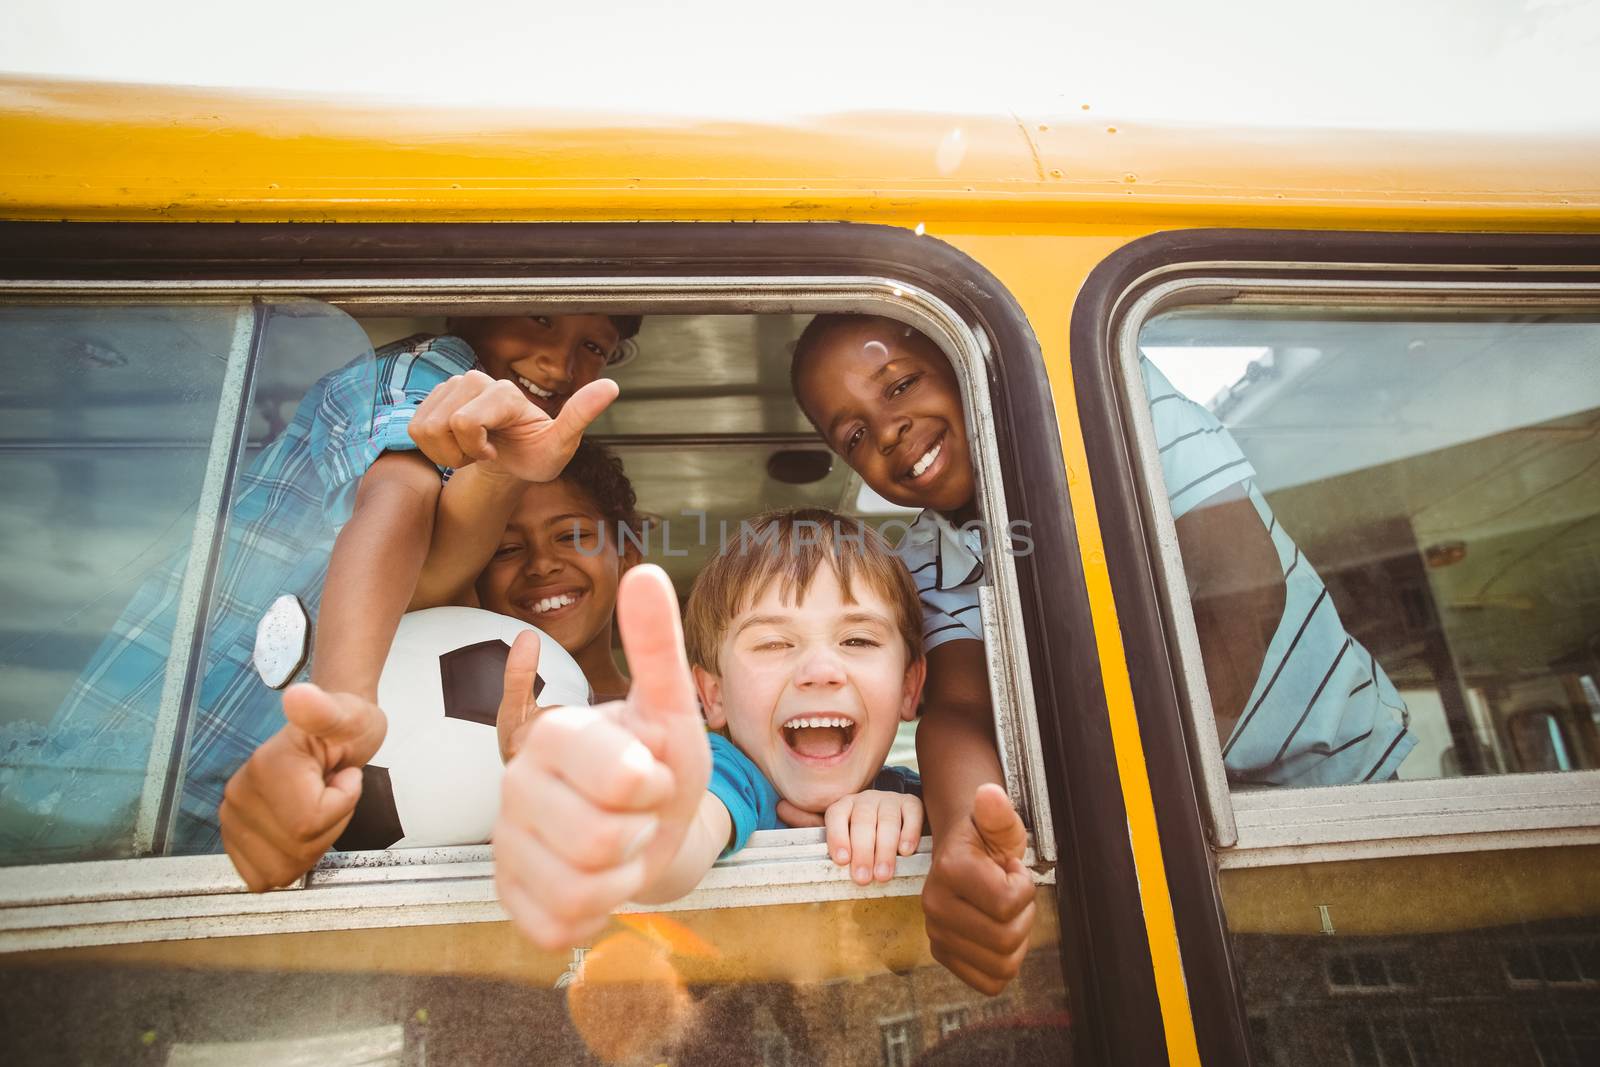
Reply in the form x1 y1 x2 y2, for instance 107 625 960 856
0 74 1596 1066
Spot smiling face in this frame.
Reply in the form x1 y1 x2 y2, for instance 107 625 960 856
475 478 627 681
792 317 976 517
452 314 623 418
694 565 926 813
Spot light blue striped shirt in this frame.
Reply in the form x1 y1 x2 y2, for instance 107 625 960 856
1143 358 1414 787
892 359 1414 787
894 510 986 652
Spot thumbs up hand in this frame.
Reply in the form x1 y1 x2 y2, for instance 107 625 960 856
921 783 1038 995
493 565 710 951
495 630 553 764
408 369 618 482
220 684 388 893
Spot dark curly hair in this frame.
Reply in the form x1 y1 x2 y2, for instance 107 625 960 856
607 315 643 341
558 440 642 539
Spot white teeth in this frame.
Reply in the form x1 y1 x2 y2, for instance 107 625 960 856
784 716 852 730
531 593 577 615
910 442 942 478
517 375 555 399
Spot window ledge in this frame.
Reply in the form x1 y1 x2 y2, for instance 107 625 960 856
1222 770 1600 868
0 830 1050 953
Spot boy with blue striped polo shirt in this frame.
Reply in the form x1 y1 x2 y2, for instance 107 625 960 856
1140 357 1414 785
789 314 1035 996
788 313 1413 990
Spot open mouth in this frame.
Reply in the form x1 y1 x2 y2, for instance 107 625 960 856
516 374 556 400
902 432 946 485
781 715 858 762
519 589 585 622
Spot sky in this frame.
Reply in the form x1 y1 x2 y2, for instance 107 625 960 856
3 0 1598 129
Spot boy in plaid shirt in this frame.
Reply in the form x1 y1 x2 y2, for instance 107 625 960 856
5 314 635 861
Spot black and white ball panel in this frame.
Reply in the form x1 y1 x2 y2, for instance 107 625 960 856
335 607 590 852
335 765 403 851
438 638 545 727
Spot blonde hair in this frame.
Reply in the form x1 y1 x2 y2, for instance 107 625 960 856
684 508 924 674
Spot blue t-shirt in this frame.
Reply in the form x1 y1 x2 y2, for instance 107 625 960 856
705 733 922 857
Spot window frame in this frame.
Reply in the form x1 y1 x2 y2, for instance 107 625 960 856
1115 274 1600 867
0 274 1059 946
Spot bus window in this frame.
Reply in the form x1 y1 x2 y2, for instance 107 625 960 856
0 303 229 865
1 301 1071 1067
1092 256 1600 1067
0 300 373 866
1129 307 1600 791
3 291 1056 882
290 312 887 856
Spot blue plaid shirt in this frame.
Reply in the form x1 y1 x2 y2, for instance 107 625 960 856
3 335 474 859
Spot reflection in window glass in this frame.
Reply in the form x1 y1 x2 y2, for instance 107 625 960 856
0 304 239 865
1328 951 1417 993
1248 1015 1277 1066
1226 827 1598 1059
1506 940 1600 988
1139 309 1600 788
880 1017 918 1067
1509 708 1576 772
1345 1018 1381 1066
0 910 1072 1065
0 300 379 866
937 1006 969 1037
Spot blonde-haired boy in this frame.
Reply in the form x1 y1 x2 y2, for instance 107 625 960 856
494 508 928 948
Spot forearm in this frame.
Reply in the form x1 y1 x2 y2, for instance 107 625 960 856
633 794 730 905
409 465 527 609
312 452 440 699
1175 488 1287 745
916 698 1004 839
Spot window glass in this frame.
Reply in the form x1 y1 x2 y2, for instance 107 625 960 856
881 1016 918 1067
1137 308 1600 789
222 311 1022 862
0 300 377 866
5 303 1037 871
1222 846 1600 1067
0 902 1071 1064
3 298 1048 952
0 298 1071 1066
0 303 244 865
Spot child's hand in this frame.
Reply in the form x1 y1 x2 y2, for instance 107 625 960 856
921 783 1037 996
495 630 555 764
219 684 387 892
407 369 618 482
494 566 711 951
824 790 924 885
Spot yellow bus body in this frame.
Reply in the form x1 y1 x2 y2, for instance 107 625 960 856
2 74 1597 1067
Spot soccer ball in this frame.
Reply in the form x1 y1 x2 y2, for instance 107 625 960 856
334 607 592 851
